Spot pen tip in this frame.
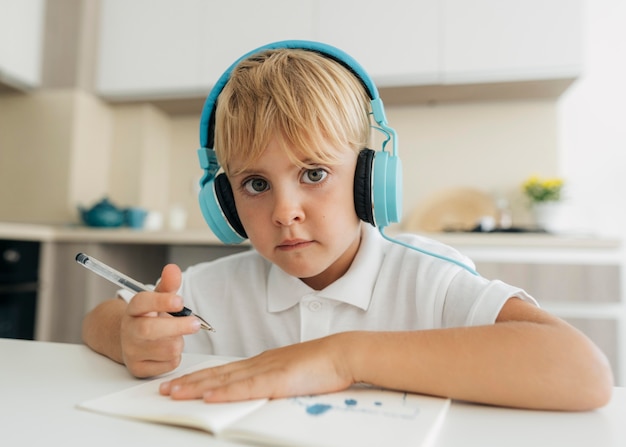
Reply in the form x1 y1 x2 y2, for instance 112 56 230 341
195 314 215 332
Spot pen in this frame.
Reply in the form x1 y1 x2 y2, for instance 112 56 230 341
75 252 214 332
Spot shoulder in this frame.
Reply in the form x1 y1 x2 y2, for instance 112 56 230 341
371 229 536 327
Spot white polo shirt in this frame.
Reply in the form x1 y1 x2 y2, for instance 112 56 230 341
173 224 536 357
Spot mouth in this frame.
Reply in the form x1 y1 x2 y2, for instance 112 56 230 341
276 239 314 251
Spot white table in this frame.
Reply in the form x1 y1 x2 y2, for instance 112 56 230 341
2 338 625 446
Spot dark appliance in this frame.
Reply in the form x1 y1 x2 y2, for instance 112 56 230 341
0 240 40 339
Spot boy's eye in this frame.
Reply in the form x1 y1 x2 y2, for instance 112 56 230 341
243 178 269 194
302 168 327 184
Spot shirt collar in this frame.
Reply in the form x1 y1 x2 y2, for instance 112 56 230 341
267 224 384 312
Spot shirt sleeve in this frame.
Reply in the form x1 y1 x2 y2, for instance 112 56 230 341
116 288 134 302
442 270 538 327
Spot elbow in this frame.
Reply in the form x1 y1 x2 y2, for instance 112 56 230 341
576 355 614 411
571 378 613 412
532 325 615 411
560 343 615 411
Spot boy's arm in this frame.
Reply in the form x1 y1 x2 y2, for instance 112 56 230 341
160 298 614 411
346 298 613 410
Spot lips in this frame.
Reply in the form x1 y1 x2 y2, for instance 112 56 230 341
277 239 314 251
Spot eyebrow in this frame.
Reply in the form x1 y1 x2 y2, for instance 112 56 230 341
230 156 327 177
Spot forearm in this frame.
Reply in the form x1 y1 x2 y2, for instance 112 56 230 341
339 320 613 411
82 298 125 364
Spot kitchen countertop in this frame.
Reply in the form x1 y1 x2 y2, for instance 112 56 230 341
426 230 622 249
0 222 224 245
0 222 621 249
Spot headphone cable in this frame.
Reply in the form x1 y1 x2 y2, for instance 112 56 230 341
377 227 480 276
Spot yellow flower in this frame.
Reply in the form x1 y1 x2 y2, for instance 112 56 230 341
522 175 564 203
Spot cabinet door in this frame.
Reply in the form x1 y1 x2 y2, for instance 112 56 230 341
316 0 440 86
97 0 208 97
0 0 44 89
97 0 316 99
198 0 316 85
442 0 582 84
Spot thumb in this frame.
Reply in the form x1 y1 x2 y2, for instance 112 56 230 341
155 264 182 294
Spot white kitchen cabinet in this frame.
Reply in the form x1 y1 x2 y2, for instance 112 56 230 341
442 0 582 84
0 0 45 89
97 0 209 98
196 1 316 88
96 0 583 101
316 0 440 87
96 0 315 99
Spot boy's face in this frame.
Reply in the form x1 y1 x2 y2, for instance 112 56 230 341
228 137 362 290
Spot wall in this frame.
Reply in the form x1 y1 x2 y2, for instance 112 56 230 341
108 103 171 213
0 89 112 224
386 100 557 227
0 92 175 225
558 0 626 238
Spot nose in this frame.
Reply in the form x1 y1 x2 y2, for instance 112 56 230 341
272 188 305 226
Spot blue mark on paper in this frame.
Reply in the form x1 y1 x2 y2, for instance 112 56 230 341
294 387 421 420
306 403 333 415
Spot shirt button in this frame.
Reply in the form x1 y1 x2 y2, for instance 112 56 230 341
308 301 323 312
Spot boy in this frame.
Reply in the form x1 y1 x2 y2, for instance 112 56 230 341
82 41 613 411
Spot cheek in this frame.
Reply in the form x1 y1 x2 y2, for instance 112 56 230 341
334 177 359 220
233 199 261 229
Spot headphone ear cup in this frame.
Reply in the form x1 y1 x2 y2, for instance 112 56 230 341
371 150 403 227
198 173 247 244
354 149 375 225
213 174 247 239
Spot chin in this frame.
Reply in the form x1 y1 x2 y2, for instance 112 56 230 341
275 261 326 280
283 265 325 280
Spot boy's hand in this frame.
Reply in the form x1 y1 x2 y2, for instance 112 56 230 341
120 264 201 378
159 334 355 402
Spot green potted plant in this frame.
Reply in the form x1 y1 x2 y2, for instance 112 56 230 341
522 175 565 231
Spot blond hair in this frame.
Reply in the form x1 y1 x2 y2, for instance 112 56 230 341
214 48 371 176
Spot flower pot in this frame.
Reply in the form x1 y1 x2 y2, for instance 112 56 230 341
532 202 561 232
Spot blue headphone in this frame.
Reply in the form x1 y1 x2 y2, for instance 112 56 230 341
196 40 402 245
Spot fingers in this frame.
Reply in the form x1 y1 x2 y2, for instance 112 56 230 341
123 335 185 378
160 359 266 401
125 291 200 336
120 311 197 377
126 290 184 318
155 264 182 294
126 262 194 327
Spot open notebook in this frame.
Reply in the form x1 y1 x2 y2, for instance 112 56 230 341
78 358 450 447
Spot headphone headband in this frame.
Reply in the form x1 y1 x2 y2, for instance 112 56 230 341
199 40 390 150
